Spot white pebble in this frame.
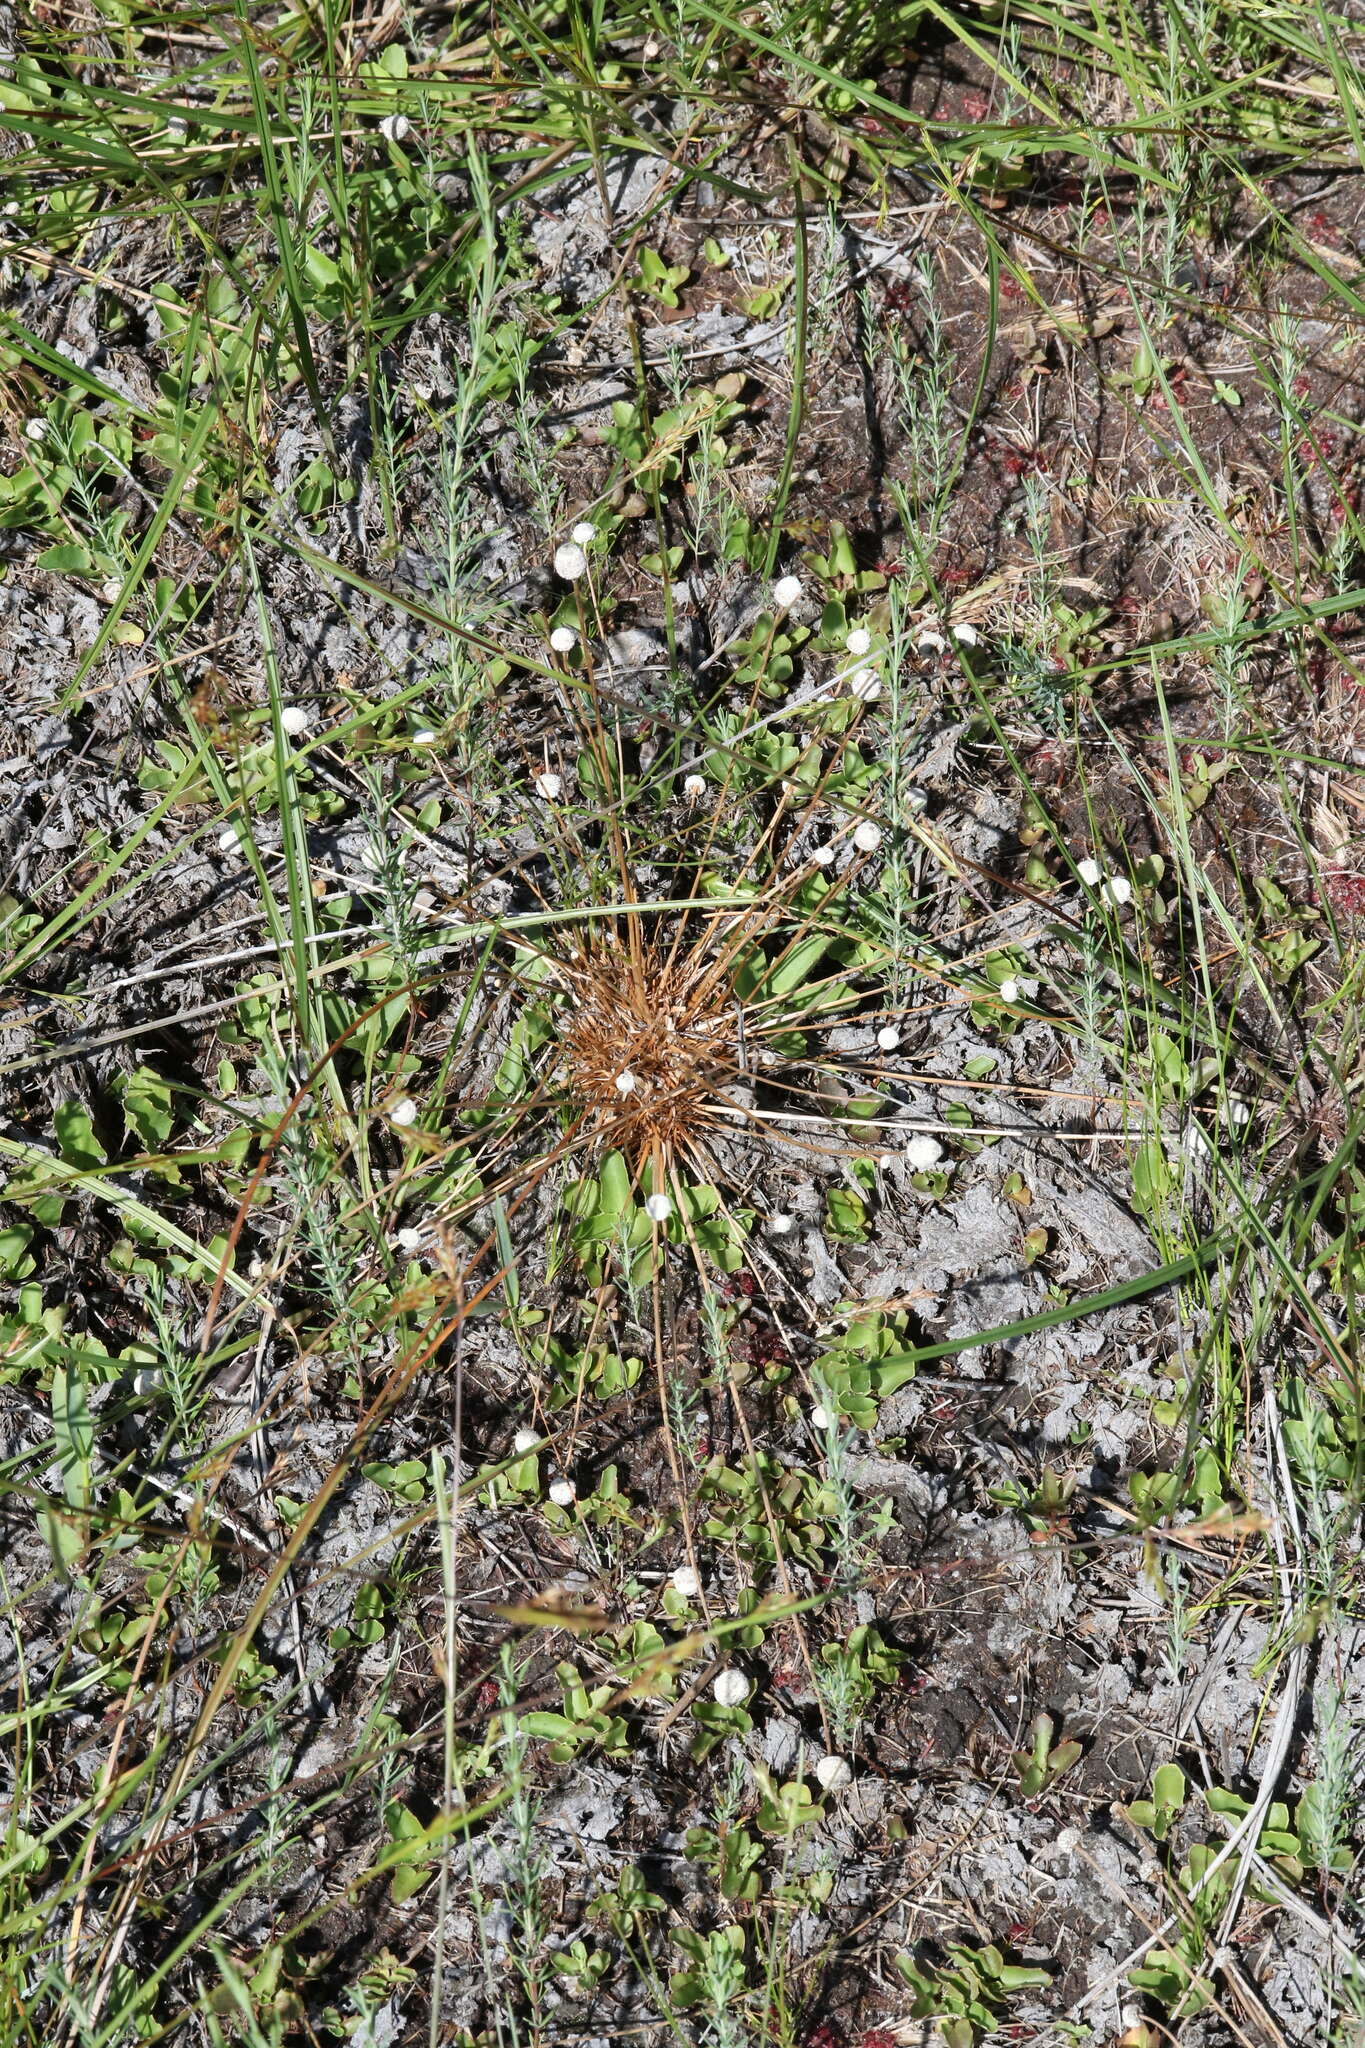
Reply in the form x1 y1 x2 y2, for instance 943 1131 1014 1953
876 1025 900 1051
513 1427 540 1455
165 116 188 141
768 1211 795 1235
644 1193 673 1223
378 112 410 142
712 1669 750 1707
815 1753 853 1793
998 977 1019 1003
534 771 563 800
217 826 238 852
670 1564 700 1598
412 728 438 745
852 822 882 853
904 1134 943 1171
851 667 881 703
100 578 123 604
1227 1098 1252 1128
279 704 310 736
1076 857 1102 887
772 574 803 609
1183 1123 1212 1161
548 1478 576 1507
1100 874 1133 908
916 629 946 656
554 540 588 581
951 621 979 647
810 1403 831 1430
388 1097 418 1127
1055 1826 1081 1853
549 625 577 653
846 627 872 656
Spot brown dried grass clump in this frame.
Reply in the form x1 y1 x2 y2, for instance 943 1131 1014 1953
552 920 748 1177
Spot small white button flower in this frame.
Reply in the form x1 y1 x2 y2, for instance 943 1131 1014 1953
772 574 803 609
279 704 310 736
951 621 979 647
534 770 563 800
851 667 882 703
1076 857 1102 887
1100 875 1133 908
395 1226 423 1252
548 1478 576 1507
998 977 1019 1003
388 1097 418 1127
852 822 882 853
554 540 588 581
571 520 596 546
876 1025 900 1051
916 628 946 655
712 1669 750 1708
549 625 577 653
378 112 410 142
683 772 707 801
645 1192 673 1223
24 417 46 442
768 1211 795 1235
615 1070 638 1095
1183 1123 1212 1161
100 578 123 604
513 1427 540 1455
904 1134 943 1170
670 1564 700 1598
846 627 872 657
810 844 836 867
815 1754 853 1793
810 1402 832 1430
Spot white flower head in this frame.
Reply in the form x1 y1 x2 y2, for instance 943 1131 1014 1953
772 574 803 609
810 844 836 867
876 1024 900 1050
388 1097 418 1127
571 520 596 546
279 704 310 736
670 1563 700 1598
614 1070 638 1095
645 1192 673 1223
846 627 872 656
998 977 1019 1004
513 1427 540 1455
100 578 123 605
548 1477 576 1507
549 625 577 653
395 1226 423 1252
916 628 946 656
1100 874 1133 908
683 772 707 801
24 417 46 442
951 620 979 647
412 728 438 745
815 1753 853 1793
554 540 588 581
1076 857 1102 887
379 112 411 142
852 821 882 853
904 1134 943 1171
768 1210 795 1235
534 770 563 801
810 1402 831 1430
851 668 882 703
712 1669 750 1708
